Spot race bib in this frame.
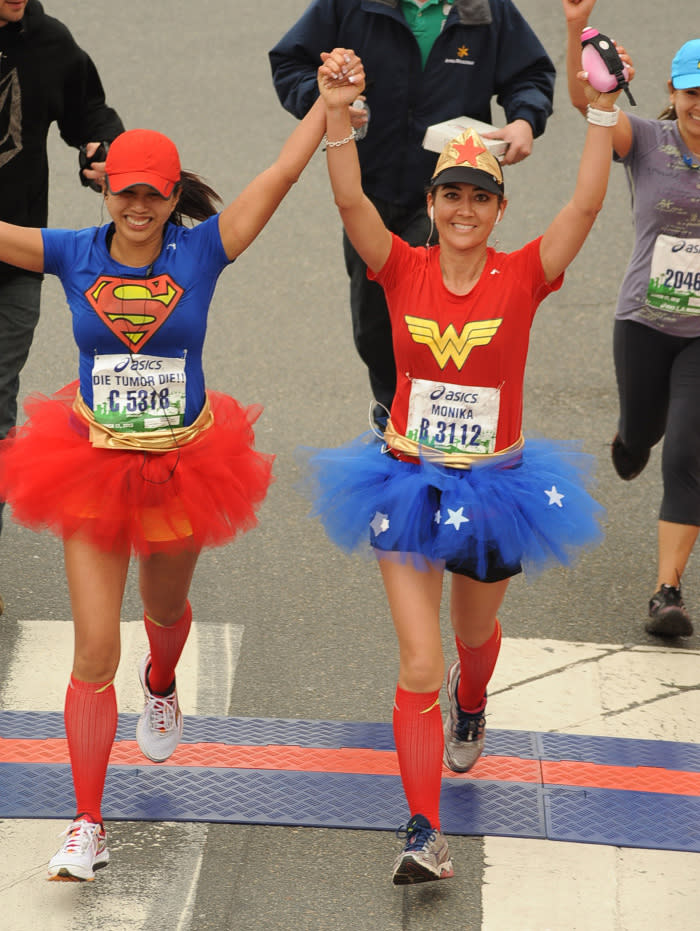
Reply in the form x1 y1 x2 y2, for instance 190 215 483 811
91 353 187 432
647 235 700 316
406 378 500 454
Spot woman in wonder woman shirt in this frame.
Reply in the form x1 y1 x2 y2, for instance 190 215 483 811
304 45 629 885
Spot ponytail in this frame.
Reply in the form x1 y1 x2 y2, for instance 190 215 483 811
169 170 223 225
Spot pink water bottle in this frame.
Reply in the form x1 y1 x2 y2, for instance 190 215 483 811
581 26 635 104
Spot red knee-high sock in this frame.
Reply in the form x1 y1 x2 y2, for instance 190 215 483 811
392 686 443 828
64 675 118 824
455 618 502 711
144 601 192 695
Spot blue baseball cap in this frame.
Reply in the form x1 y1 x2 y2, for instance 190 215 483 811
671 40 700 89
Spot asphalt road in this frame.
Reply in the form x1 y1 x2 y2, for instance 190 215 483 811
0 1 697 929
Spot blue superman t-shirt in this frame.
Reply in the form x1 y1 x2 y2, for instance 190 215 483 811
42 215 230 425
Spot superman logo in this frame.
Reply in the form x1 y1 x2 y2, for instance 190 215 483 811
86 275 184 350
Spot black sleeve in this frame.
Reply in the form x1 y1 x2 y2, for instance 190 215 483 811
58 48 124 149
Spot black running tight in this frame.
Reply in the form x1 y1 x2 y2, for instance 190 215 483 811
613 319 700 525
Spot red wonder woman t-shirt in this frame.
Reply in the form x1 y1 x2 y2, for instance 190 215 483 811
370 235 563 453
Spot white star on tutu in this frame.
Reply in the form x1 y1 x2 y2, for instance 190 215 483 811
545 485 565 508
445 507 470 531
434 509 441 524
370 511 390 536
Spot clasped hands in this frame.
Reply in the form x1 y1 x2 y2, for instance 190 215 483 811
318 48 366 115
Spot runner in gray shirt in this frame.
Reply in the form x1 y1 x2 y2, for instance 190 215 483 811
564 0 700 639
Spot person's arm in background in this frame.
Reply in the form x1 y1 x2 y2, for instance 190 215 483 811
269 0 339 118
481 0 556 165
58 45 125 190
270 1 371 136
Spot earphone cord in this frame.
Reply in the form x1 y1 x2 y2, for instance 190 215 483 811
139 410 181 485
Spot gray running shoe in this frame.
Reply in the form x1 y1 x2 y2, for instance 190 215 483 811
136 653 183 762
391 814 454 885
646 584 693 638
443 661 486 773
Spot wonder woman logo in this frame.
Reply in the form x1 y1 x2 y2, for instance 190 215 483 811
405 315 503 369
86 275 184 350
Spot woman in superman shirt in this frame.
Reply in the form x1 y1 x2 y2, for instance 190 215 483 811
0 49 364 882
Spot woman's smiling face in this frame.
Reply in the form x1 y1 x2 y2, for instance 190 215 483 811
429 183 504 249
104 184 178 246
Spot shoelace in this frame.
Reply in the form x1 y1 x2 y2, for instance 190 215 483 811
58 821 101 855
396 821 436 851
146 694 178 733
455 709 485 742
657 584 683 606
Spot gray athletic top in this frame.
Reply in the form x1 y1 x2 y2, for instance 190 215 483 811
615 113 700 336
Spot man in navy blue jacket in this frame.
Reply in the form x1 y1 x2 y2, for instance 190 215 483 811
270 0 555 423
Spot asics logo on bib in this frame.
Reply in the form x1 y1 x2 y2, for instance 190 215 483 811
671 240 700 254
405 315 503 369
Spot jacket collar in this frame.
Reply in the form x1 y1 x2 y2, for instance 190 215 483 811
367 0 492 25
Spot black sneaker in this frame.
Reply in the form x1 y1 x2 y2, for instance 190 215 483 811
646 584 693 638
611 434 649 481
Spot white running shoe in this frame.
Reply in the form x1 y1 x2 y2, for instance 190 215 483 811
136 653 183 762
47 819 109 882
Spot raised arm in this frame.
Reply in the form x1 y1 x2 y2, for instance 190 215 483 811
539 69 632 283
0 224 45 274
480 0 556 165
217 93 329 262
317 49 392 275
561 0 633 157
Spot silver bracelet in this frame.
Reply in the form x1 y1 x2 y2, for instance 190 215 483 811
322 129 357 150
586 104 620 127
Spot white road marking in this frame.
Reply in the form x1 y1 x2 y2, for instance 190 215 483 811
0 619 242 715
483 639 700 931
0 619 241 930
0 631 697 930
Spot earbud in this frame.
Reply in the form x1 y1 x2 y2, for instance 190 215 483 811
429 205 434 220
494 208 502 224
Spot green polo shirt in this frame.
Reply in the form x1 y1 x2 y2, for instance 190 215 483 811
400 0 454 68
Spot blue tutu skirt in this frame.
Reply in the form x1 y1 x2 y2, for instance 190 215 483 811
297 433 604 578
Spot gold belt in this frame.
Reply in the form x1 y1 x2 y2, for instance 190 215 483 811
383 419 524 470
72 390 215 452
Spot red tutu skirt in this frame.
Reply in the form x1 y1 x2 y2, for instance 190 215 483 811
0 382 274 556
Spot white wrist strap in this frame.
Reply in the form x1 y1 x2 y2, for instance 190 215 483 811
586 104 620 127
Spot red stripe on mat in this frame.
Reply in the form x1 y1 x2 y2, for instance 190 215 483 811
1 737 699 795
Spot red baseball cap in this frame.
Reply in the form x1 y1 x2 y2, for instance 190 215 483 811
105 129 181 197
